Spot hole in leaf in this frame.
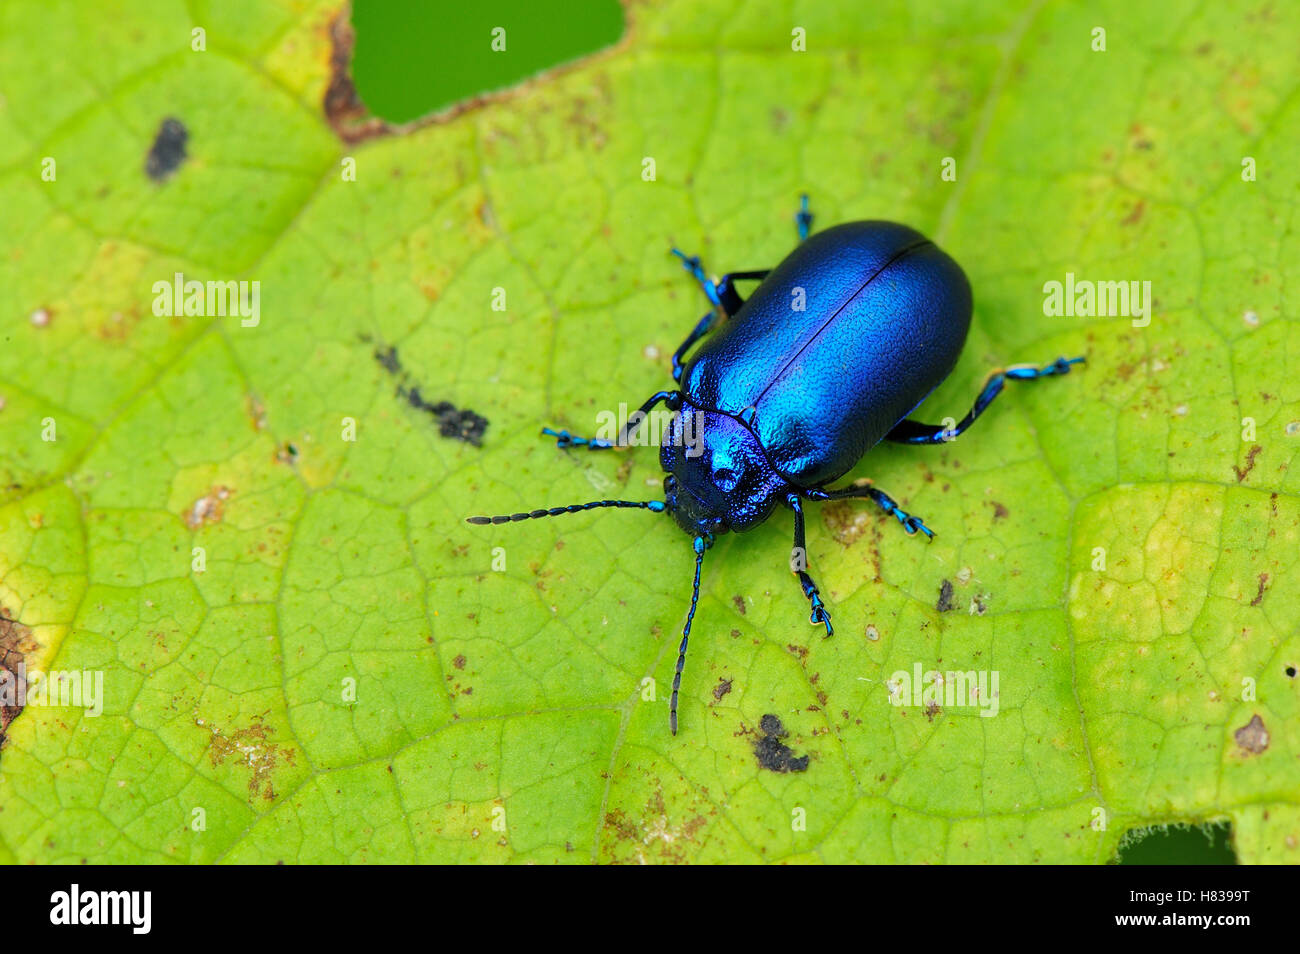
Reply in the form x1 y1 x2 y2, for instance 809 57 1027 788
1114 821 1235 865
351 0 625 124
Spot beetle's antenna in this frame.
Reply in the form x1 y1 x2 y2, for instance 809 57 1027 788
466 499 665 525
669 534 710 735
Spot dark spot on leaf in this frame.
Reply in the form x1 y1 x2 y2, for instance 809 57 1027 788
1286 665 1296 678
145 117 188 182
752 714 808 773
988 500 1008 520
453 654 466 670
1234 714 1269 755
374 345 402 375
924 701 941 722
936 579 957 612
371 339 489 445
731 595 746 615
403 387 489 445
712 678 732 702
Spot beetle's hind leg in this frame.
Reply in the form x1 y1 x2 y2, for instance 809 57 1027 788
805 483 935 540
542 390 680 450
786 494 834 637
885 356 1085 445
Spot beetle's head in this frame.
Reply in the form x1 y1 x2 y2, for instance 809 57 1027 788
662 472 725 536
661 407 785 536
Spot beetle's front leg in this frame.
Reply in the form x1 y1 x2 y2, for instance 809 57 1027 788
543 391 681 450
805 482 935 540
787 494 834 637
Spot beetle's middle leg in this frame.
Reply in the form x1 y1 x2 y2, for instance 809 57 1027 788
786 494 834 637
884 356 1085 444
670 248 770 319
542 390 680 450
669 277 770 382
804 483 935 540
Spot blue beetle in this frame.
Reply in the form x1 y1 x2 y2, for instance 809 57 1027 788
469 197 1083 734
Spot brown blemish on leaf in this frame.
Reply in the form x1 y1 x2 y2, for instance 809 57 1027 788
1120 199 1145 226
0 606 37 748
93 307 144 342
453 654 466 670
731 595 746 615
246 394 268 431
1234 714 1269 755
988 500 1008 520
752 714 809 773
822 500 872 545
1232 444 1261 482
712 677 732 702
602 786 708 863
323 12 390 144
1251 573 1268 607
198 714 295 800
615 456 633 485
185 486 232 529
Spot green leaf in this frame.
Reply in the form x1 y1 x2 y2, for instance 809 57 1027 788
2 0 1298 864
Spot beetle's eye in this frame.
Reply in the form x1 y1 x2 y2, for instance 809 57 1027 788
663 475 677 493
712 468 738 492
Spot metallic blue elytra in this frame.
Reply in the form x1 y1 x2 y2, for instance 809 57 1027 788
468 196 1084 735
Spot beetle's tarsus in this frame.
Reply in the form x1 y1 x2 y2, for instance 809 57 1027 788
810 600 834 637
902 514 935 539
671 248 722 308
541 426 615 451
795 193 813 242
